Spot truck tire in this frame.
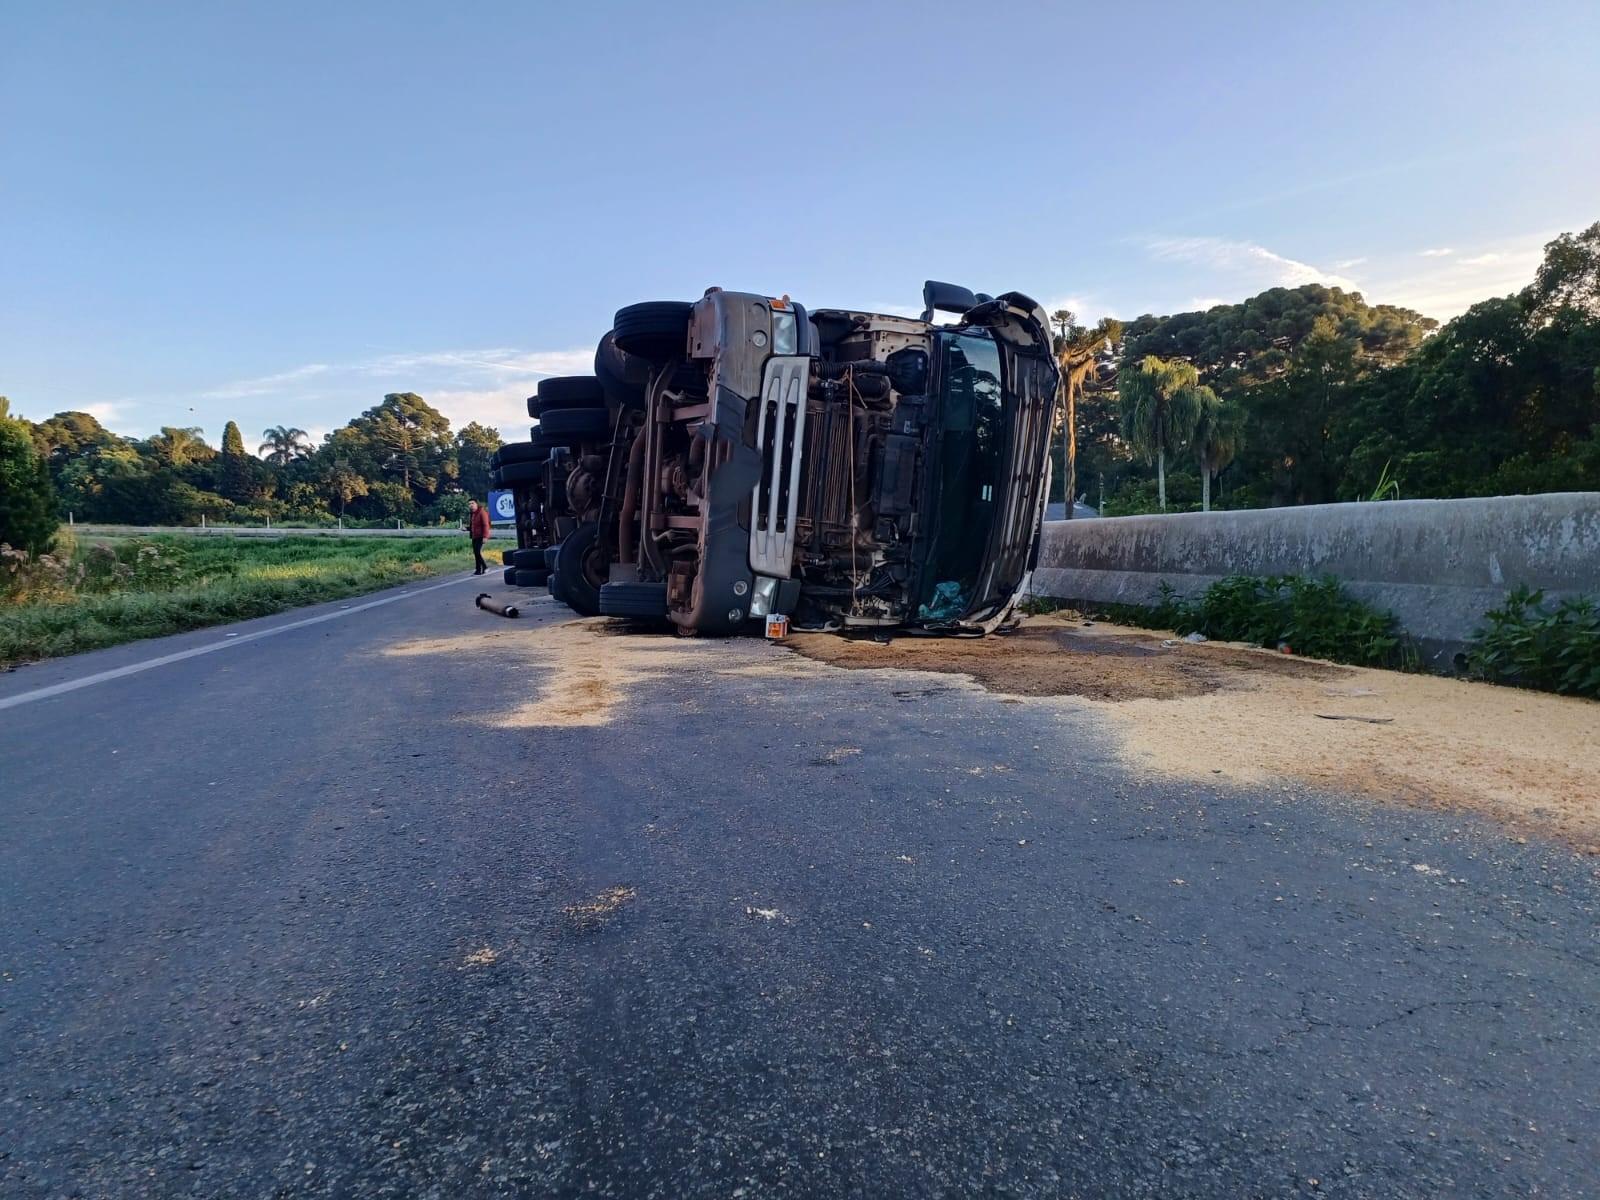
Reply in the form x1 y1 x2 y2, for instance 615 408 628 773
496 460 545 486
595 330 650 408
502 566 518 585
533 376 606 415
599 581 669 619
613 301 691 363
553 521 605 616
500 548 518 565
513 567 550 587
510 548 546 568
493 440 548 467
536 407 612 443
544 545 560 570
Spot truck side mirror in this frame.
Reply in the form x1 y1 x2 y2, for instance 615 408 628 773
921 280 980 322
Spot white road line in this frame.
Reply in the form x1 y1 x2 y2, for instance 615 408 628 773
0 573 482 712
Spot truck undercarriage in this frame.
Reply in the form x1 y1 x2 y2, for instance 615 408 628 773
488 282 1061 636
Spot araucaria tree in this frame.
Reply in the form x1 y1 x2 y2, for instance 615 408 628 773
1117 356 1204 511
1052 312 1123 517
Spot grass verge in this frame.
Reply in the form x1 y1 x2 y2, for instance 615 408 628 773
0 533 481 667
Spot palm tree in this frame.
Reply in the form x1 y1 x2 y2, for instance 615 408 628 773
1053 314 1122 518
149 425 207 467
258 425 311 466
1117 356 1204 512
1190 388 1245 512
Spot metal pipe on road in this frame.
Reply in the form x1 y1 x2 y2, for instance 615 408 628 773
475 592 520 618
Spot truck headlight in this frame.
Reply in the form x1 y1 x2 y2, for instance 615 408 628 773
772 311 797 355
748 575 780 617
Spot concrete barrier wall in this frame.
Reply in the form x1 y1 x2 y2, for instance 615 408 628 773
1030 493 1600 667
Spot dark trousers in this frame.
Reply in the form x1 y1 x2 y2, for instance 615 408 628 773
471 537 486 573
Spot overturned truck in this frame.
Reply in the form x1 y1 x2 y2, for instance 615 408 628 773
489 282 1061 635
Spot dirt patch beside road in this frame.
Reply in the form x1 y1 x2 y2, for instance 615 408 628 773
787 620 1345 701
788 614 1600 847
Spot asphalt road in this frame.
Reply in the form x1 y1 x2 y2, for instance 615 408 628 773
2 573 1597 1199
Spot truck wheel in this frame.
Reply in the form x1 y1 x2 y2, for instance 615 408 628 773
513 567 550 587
496 460 545 486
493 440 547 466
536 407 612 443
553 522 606 616
613 301 691 363
599 581 669 619
510 548 546 568
595 330 650 408
533 376 606 416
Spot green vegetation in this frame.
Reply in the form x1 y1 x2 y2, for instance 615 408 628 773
7 391 503 531
0 533 476 666
1113 574 1408 669
1465 586 1600 699
1 397 61 554
1053 220 1599 515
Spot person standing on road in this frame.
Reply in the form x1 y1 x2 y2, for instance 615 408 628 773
467 498 491 575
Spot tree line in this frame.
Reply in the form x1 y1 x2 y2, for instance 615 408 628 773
0 392 504 550
5 222 1596 555
1056 220 1599 514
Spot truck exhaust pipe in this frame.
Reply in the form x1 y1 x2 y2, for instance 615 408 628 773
475 592 521 618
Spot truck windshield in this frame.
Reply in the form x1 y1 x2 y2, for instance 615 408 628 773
920 330 1006 616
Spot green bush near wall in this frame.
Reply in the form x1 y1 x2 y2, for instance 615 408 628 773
1140 574 1407 668
1465 587 1600 699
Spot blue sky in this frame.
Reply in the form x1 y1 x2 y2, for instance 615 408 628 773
3 1 1597 447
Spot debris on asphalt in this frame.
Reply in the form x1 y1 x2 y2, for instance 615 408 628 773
564 886 636 931
783 612 1600 844
474 592 520 618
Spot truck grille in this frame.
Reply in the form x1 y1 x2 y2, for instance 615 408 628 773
749 356 810 577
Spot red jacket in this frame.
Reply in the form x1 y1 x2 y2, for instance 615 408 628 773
469 507 491 539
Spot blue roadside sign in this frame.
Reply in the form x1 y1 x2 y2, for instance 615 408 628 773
489 489 516 524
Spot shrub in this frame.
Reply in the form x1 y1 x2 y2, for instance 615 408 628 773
1465 586 1600 698
1142 574 1406 668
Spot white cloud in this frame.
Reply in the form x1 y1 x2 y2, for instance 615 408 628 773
1145 236 1361 292
1132 228 1555 321
194 345 594 443
82 400 128 424
204 363 331 400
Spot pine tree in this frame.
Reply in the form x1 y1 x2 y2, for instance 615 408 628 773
219 419 255 501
